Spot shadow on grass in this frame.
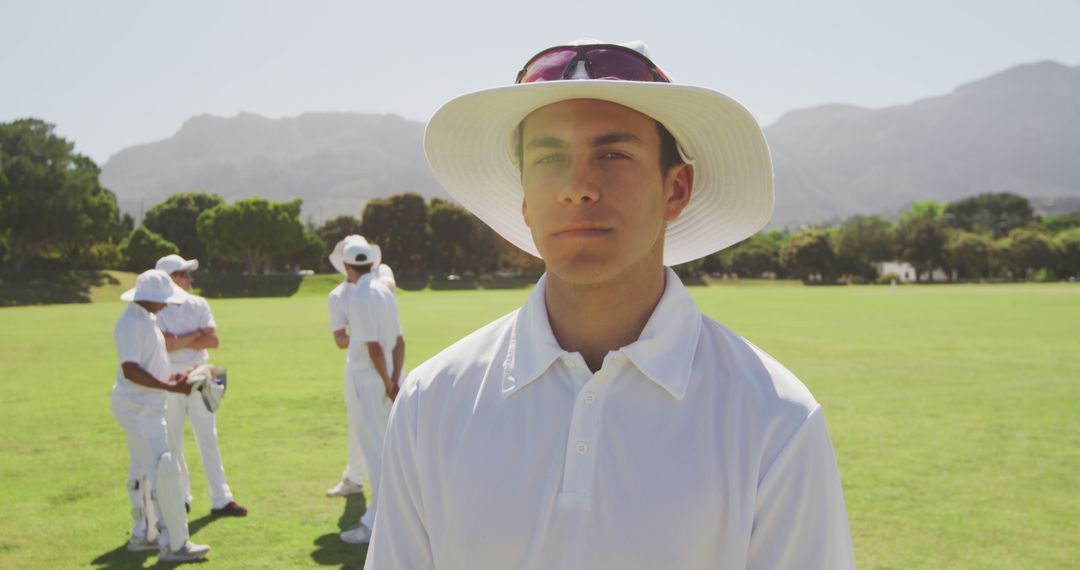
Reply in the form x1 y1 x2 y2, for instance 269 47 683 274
0 270 119 306
90 514 220 569
90 542 154 569
311 493 368 568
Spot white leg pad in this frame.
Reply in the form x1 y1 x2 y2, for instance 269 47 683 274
154 452 189 552
128 477 159 543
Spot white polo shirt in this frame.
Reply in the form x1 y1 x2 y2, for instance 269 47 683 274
367 268 855 570
156 295 216 369
113 303 172 407
328 264 397 334
346 274 403 372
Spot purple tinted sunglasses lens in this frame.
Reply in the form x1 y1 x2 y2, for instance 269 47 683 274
520 49 579 83
585 48 653 81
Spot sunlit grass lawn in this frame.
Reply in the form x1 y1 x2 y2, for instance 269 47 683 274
0 278 1077 568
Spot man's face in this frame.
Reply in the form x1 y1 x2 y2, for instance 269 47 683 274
170 271 193 292
136 300 167 313
520 99 692 287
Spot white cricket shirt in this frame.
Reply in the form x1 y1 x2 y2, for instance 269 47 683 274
113 303 172 407
367 268 855 570
346 273 403 372
156 295 217 368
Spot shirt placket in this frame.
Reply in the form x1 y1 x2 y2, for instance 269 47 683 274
557 352 623 510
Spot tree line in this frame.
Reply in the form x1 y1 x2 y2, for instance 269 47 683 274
3 118 1079 282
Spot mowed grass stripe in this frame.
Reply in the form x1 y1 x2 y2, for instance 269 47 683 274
0 282 1076 568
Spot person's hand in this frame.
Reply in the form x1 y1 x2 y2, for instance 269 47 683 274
168 373 192 394
386 380 400 402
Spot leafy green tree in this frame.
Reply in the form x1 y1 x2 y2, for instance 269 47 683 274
1000 227 1056 280
1 119 123 272
944 192 1035 239
728 241 777 278
314 215 364 246
896 216 948 282
424 199 502 277
196 197 307 274
833 215 894 281
48 155 127 269
143 192 225 262
944 231 994 280
280 229 326 272
780 229 836 282
1043 210 1080 234
1054 227 1080 279
120 226 178 271
360 193 429 277
898 199 945 226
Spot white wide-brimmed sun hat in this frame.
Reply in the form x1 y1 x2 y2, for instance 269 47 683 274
340 239 382 271
121 269 190 303
329 235 383 274
155 254 199 274
424 39 774 266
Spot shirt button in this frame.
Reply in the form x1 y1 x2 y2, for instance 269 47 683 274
575 441 588 455
583 392 596 404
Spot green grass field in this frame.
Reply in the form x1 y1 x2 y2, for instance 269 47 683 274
1 278 1077 568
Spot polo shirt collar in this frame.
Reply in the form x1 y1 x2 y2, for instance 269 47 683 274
502 274 564 397
502 267 702 401
618 267 702 401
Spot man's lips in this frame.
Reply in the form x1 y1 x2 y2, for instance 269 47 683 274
553 225 613 238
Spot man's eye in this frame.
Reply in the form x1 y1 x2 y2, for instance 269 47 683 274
600 151 630 160
534 154 567 165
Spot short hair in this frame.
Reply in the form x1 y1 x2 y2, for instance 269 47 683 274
346 262 373 273
515 120 685 177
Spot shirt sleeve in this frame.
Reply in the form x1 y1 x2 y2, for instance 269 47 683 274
364 374 434 569
199 298 217 329
114 318 143 365
747 406 856 570
328 289 348 332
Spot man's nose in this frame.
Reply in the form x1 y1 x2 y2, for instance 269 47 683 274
558 160 600 205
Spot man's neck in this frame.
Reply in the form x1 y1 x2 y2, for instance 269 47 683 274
544 263 667 372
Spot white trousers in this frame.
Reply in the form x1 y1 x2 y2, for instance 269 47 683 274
346 367 393 529
162 387 234 509
342 367 369 485
112 391 188 548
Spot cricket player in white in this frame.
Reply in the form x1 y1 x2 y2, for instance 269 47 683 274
112 269 210 562
154 254 247 517
325 235 396 498
337 240 405 544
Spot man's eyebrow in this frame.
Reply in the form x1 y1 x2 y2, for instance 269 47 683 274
592 132 643 146
525 137 566 151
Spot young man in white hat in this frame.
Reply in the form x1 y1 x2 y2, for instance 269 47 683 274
367 40 855 568
325 235 397 499
153 254 247 517
112 269 211 562
336 239 405 545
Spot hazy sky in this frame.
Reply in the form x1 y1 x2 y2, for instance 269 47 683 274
3 0 1078 164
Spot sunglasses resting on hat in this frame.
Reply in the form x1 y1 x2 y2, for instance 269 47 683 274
515 44 671 84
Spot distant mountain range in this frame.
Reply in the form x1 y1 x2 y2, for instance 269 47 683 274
101 112 447 222
101 61 1080 227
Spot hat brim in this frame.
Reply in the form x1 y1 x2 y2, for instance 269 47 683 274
424 80 774 266
120 282 189 304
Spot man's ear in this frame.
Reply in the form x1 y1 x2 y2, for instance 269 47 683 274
663 163 694 222
521 196 531 228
